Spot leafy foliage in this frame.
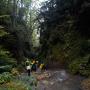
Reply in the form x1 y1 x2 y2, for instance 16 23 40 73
0 0 36 64
0 65 12 73
0 26 16 73
0 46 16 65
0 81 29 90
0 72 13 84
38 0 90 76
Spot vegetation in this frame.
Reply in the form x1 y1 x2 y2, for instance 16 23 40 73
0 0 39 89
0 72 13 84
0 81 29 90
0 0 90 89
38 0 90 76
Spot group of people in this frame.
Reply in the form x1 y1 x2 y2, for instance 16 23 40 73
25 59 46 76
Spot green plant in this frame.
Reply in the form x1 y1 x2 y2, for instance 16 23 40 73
0 72 13 84
0 65 12 73
69 55 90 76
69 59 81 74
0 81 30 90
79 63 90 76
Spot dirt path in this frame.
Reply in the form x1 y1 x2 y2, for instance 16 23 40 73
36 70 83 90
18 70 83 90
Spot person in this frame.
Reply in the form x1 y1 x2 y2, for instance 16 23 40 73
31 60 36 72
25 59 31 76
38 63 44 73
36 61 39 71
